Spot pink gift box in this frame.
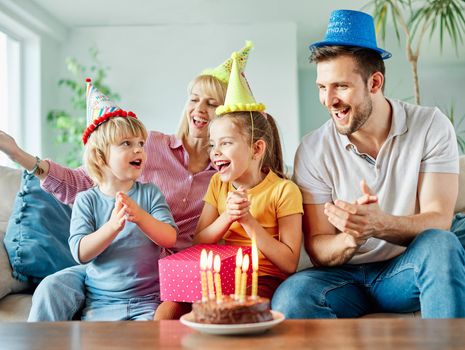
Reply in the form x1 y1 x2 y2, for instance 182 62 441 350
159 244 252 303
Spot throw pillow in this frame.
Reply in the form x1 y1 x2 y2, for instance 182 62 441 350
3 171 76 283
0 166 31 299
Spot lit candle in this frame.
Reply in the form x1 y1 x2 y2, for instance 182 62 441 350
239 254 250 302
214 254 223 303
234 248 243 300
251 236 259 299
207 250 215 300
199 249 208 302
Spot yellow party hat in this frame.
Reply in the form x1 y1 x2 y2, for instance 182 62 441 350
215 50 265 116
201 41 253 84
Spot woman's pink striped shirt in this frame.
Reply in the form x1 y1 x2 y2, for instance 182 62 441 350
42 131 216 253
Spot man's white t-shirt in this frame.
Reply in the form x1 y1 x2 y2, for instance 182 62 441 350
294 98 459 264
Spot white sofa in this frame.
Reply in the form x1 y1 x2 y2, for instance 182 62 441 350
0 166 33 321
1 158 465 321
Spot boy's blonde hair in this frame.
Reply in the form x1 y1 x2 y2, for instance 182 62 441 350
176 75 227 140
83 117 148 186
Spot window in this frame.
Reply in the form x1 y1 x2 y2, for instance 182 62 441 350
0 29 20 167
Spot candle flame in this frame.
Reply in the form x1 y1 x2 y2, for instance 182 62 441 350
252 236 259 271
214 254 221 273
207 250 213 270
200 249 208 270
236 248 243 267
242 254 250 272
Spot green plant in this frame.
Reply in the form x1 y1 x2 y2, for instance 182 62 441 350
367 0 465 153
47 47 120 168
368 0 465 105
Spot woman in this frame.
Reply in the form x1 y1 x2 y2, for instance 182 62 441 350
0 72 227 321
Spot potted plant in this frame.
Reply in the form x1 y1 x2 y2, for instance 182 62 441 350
47 48 120 167
367 0 465 153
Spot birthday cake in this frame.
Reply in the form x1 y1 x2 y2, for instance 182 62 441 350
192 295 273 324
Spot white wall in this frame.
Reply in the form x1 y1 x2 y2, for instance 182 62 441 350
56 23 299 166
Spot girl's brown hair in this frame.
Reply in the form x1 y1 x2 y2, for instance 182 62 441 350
83 116 148 186
218 111 287 179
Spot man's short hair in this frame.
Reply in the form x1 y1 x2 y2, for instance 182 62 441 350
310 46 386 88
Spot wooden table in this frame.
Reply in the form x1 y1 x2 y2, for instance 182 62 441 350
1 319 465 350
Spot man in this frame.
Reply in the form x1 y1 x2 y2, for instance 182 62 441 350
271 9 465 318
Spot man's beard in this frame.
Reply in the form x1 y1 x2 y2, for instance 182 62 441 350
333 95 373 136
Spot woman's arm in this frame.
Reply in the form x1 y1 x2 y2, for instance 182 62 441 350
0 130 50 179
0 129 94 205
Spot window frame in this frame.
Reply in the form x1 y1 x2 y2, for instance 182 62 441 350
0 13 41 167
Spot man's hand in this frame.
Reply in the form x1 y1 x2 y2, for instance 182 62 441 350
225 186 251 223
324 180 386 246
355 180 378 205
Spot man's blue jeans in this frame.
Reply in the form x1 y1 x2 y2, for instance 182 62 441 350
271 229 465 318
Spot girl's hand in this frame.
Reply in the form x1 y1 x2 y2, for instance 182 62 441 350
226 187 250 223
118 192 144 223
108 195 126 233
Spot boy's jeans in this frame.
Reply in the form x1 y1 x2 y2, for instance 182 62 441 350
28 265 159 321
81 293 159 321
28 265 86 321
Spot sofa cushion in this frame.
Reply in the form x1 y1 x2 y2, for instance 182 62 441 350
0 166 21 236
0 294 32 321
0 239 32 300
0 166 31 300
3 171 76 283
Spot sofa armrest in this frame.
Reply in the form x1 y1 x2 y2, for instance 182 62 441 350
455 155 465 213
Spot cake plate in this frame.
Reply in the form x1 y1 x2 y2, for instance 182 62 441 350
180 310 285 335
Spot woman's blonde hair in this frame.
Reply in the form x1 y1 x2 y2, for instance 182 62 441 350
176 75 227 140
83 116 148 186
214 112 287 179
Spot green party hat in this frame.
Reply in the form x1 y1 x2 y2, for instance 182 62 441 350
201 41 253 84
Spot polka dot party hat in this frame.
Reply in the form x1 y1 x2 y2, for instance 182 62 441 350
201 41 253 84
82 78 137 145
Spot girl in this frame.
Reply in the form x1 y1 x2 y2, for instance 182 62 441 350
194 110 303 298
71 112 177 321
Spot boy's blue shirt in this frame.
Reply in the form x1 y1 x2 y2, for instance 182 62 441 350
69 181 177 299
